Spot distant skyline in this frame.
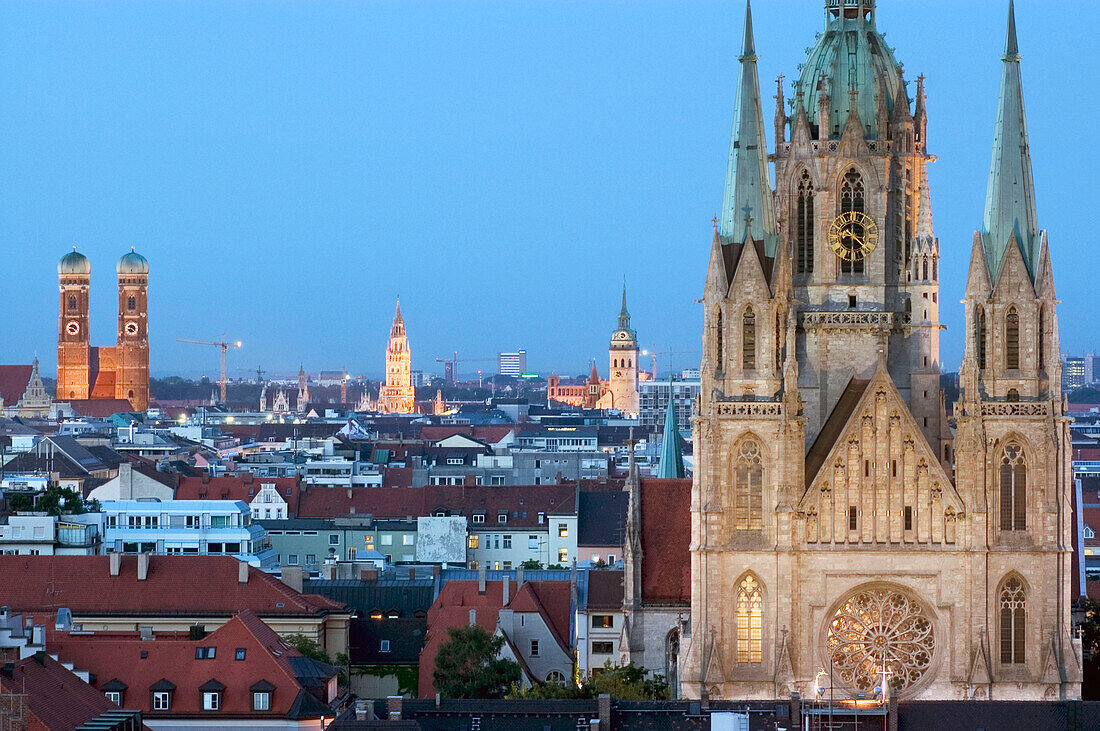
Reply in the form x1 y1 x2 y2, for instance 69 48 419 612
1 1 1097 381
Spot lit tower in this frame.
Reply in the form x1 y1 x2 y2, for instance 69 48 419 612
379 298 415 413
116 248 150 410
57 248 92 401
607 283 640 417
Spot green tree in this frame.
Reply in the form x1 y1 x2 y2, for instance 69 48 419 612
285 634 348 685
433 625 521 698
7 493 32 511
506 679 586 699
14 486 87 516
520 559 543 570
1081 598 1100 699
586 662 670 700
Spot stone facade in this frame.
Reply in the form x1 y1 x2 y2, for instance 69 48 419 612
681 1 1080 703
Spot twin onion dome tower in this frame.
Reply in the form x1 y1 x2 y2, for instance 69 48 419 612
624 0 1078 702
56 248 151 412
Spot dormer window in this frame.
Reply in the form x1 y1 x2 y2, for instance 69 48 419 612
199 679 225 711
149 679 175 711
498 512 508 524
472 513 485 524
250 680 275 711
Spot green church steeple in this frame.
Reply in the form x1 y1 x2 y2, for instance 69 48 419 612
982 0 1039 283
719 0 777 255
656 382 685 479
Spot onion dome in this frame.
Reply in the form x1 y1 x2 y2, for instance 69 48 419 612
58 248 91 275
794 0 904 139
117 247 150 275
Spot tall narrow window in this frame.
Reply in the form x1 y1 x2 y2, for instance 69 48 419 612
715 309 724 370
774 313 782 372
976 307 987 370
733 440 763 530
999 444 1026 532
999 577 1026 664
127 296 136 311
839 169 865 275
67 295 77 311
796 171 814 273
1005 308 1020 370
1038 305 1045 370
742 308 756 371
736 575 763 663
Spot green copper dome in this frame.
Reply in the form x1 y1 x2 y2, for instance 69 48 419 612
58 248 91 275
795 0 905 139
117 248 149 275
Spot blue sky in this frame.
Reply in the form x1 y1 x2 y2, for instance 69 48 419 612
0 1 1096 380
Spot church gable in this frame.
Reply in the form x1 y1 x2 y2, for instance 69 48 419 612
796 366 962 546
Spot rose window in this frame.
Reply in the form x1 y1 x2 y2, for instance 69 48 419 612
826 587 935 694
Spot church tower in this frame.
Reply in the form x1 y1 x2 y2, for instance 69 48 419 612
57 248 92 401
607 284 640 417
379 298 415 414
682 0 1080 702
116 248 150 411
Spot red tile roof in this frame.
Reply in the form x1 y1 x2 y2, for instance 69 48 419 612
418 425 517 446
0 652 122 730
66 398 136 417
177 475 299 513
297 485 427 519
0 555 344 617
419 580 507 698
48 611 334 719
506 581 572 654
0 364 32 406
586 570 625 610
639 478 692 606
1083 506 1100 548
382 466 414 488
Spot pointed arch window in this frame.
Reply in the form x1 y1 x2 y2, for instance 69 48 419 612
67 295 77 312
1005 308 1020 370
774 312 782 373
839 169 865 275
976 307 987 370
715 309 724 371
742 308 756 371
736 575 763 663
665 629 680 690
1038 305 1046 370
999 444 1026 532
128 296 136 311
999 576 1026 664
733 440 763 530
796 171 814 274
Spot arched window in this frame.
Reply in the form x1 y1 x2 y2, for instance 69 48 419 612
796 171 814 274
1007 389 1020 402
742 308 756 371
665 629 680 691
67 295 77 311
736 575 763 663
715 309 724 370
127 296 136 311
976 307 987 370
1000 444 1026 532
932 258 938 281
1006 308 1020 370
839 169 866 275
1038 305 1045 369
734 440 763 530
545 670 566 683
922 259 929 281
999 576 1026 664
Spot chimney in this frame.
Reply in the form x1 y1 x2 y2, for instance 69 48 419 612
502 577 510 605
242 472 254 484
109 552 121 577
238 560 249 584
598 693 611 731
137 552 149 581
517 565 525 585
281 566 304 594
347 488 353 499
386 696 403 721
360 568 378 581
468 608 477 626
477 566 486 594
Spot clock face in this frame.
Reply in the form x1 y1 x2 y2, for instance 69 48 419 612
66 321 79 335
828 211 879 261
125 322 138 336
615 371 623 378
618 332 628 340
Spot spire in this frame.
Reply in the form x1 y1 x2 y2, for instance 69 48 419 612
719 0 778 255
655 382 685 479
390 297 406 338
981 0 1039 283
618 280 630 331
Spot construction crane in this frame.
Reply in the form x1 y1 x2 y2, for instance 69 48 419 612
641 347 699 381
177 336 242 402
434 352 494 385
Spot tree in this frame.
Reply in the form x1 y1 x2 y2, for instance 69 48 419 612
507 679 586 699
520 559 543 570
285 634 348 686
12 486 87 516
433 625 520 698
1081 598 1100 699
586 661 670 700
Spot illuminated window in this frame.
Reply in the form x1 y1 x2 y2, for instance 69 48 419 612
557 548 568 563
467 535 479 549
736 575 763 663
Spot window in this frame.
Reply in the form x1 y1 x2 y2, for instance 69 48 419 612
537 512 545 524
848 295 857 309
546 670 566 683
530 639 539 657
1005 308 1020 370
592 641 614 654
1038 305 1046 368
849 506 858 532
733 440 763 530
472 513 485 524
839 168 866 275
904 506 913 532
402 534 414 545
305 554 316 565
381 534 393 545
558 524 568 538
501 534 512 549
202 692 220 711
976 307 987 369
1086 526 1096 540
105 690 122 705
252 691 271 711
468 535 479 549
329 534 339 545
68 295 77 311
195 647 216 660
498 512 508 524
736 575 763 663
235 648 246 661
287 554 299 566
1000 576 1026 664
1000 444 1026 532
715 308 724 368
528 535 539 549
592 615 614 629
152 691 171 710
127 296 136 311
380 640 391 653
558 548 568 563
796 170 814 273
210 515 229 528
742 308 756 370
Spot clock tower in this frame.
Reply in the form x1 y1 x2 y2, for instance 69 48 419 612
607 284 639 417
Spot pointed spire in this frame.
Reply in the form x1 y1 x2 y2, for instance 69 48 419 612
982 0 1039 283
618 280 630 330
720 0 778 255
394 296 404 324
656 381 685 479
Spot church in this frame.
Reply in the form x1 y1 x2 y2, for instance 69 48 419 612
681 0 1080 701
